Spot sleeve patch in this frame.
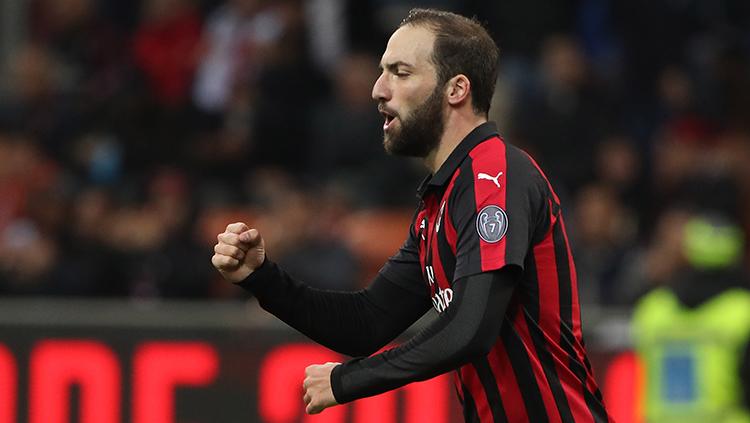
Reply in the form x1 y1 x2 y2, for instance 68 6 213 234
476 205 508 243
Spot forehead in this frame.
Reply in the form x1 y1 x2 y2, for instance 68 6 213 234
381 24 436 69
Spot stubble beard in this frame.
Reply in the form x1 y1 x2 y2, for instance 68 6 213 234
383 85 445 158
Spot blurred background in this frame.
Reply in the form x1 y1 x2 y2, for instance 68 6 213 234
0 0 749 422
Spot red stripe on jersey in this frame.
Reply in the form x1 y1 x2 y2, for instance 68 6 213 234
559 214 599 395
443 171 460 256
469 137 507 272
430 232 452 292
535 214 595 423
422 194 450 294
533 224 561 346
461 364 495 423
487 340 529 422
513 309 562 423
558 214 583 343
558 373 595 423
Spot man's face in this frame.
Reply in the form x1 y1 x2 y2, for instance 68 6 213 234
372 25 446 157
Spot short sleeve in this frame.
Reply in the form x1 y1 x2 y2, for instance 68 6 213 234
378 220 428 298
450 142 551 281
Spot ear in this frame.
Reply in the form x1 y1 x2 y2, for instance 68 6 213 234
445 74 471 107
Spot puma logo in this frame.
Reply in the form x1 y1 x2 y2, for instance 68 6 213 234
477 171 503 188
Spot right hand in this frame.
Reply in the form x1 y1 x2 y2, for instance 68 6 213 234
212 222 266 284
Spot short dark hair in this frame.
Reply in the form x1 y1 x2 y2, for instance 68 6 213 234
400 8 499 115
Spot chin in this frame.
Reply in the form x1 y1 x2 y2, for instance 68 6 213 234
382 132 397 154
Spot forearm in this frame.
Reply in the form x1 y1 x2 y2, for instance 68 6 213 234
238 258 430 356
330 269 517 403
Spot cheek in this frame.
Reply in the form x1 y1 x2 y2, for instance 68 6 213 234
391 75 436 115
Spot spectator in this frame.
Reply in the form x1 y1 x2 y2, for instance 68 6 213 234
632 213 750 422
133 0 203 107
308 51 421 206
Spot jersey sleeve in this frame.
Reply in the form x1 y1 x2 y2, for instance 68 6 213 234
450 142 552 281
378 219 428 297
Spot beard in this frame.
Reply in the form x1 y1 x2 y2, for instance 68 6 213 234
383 84 445 158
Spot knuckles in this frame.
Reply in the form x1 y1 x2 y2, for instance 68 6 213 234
211 254 238 269
217 232 239 244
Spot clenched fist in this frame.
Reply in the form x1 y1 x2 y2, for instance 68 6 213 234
212 222 266 283
303 362 340 414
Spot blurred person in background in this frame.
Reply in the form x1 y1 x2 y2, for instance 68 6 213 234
571 183 636 306
55 186 125 296
108 167 212 298
188 0 288 185
128 0 203 169
510 35 614 198
133 0 203 108
0 44 79 158
257 177 360 291
29 0 129 111
0 132 67 295
594 135 645 219
632 213 750 423
616 208 692 305
308 51 421 206
192 0 283 114
213 8 611 421
248 0 327 172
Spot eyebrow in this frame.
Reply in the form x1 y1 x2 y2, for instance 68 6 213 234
378 61 414 72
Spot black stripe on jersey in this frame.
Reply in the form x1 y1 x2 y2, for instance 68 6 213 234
552 223 609 421
473 358 509 423
436 219 456 283
552 220 575 357
461 382 481 423
502 316 550 423
451 158 482 277
584 389 611 423
504 147 531 266
524 253 576 423
582 352 605 403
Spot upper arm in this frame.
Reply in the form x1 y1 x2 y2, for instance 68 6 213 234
450 143 552 281
448 268 521 355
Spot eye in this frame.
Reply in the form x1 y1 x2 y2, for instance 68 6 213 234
395 71 410 78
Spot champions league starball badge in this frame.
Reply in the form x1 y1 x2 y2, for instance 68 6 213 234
476 205 508 243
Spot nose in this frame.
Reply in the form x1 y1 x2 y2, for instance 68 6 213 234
372 72 390 102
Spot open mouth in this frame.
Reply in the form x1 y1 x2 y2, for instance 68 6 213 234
380 108 398 131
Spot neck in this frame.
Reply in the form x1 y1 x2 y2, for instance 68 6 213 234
424 113 487 174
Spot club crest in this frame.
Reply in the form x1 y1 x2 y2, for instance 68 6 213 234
476 205 508 243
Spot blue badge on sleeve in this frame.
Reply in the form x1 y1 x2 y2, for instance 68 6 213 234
476 205 508 243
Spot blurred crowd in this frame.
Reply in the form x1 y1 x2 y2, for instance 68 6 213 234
0 0 748 304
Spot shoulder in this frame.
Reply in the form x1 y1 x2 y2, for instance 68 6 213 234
633 288 678 328
455 136 530 176
458 137 549 198
713 289 750 316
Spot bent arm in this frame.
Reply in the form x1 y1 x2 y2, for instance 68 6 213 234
238 259 431 357
330 268 518 404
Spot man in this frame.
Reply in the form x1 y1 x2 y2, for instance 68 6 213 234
633 213 750 423
212 8 612 422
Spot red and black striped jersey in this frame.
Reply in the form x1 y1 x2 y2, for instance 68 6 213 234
381 122 611 423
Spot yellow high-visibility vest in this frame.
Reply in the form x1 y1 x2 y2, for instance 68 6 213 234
633 287 750 423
